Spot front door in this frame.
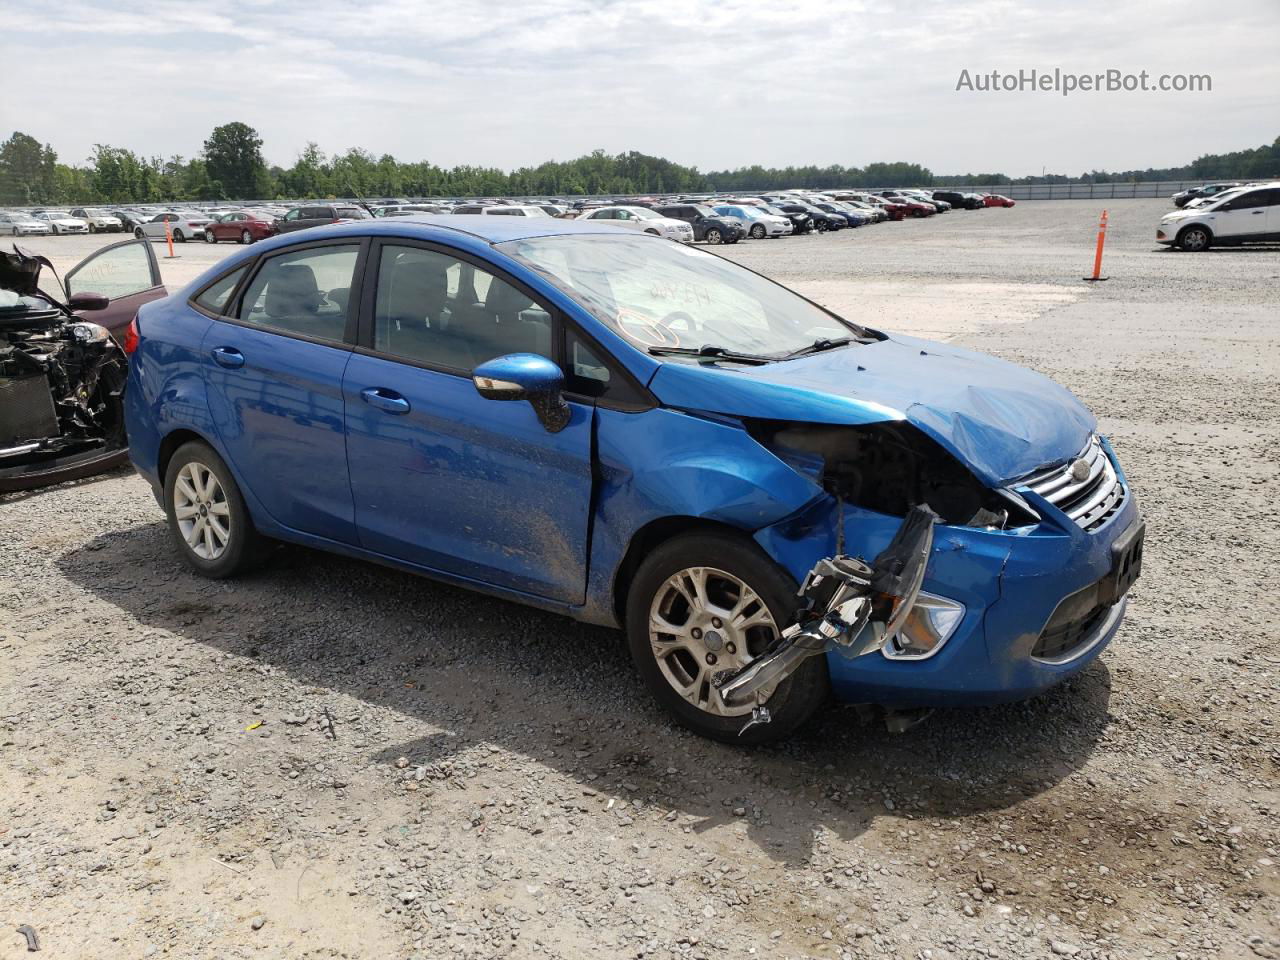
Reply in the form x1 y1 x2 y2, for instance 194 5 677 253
342 240 594 603
1211 188 1271 239
63 237 166 342
202 239 364 543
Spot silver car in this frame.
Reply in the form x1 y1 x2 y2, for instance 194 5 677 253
134 210 213 243
0 211 51 236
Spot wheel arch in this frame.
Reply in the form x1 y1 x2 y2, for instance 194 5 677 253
157 427 217 484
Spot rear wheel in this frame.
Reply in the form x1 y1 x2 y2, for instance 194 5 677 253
163 441 267 579
173 229 186 243
625 531 829 744
1177 225 1212 252
241 229 252 244
134 227 145 238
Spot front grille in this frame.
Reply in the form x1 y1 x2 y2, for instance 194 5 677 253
1034 583 1116 665
1018 435 1125 531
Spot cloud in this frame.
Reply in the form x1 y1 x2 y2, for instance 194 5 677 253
3 0 1277 176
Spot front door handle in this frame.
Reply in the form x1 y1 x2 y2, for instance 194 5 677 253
1251 210 1265 214
360 387 411 414
211 346 245 368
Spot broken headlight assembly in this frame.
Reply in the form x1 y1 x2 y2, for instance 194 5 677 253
745 419 1040 529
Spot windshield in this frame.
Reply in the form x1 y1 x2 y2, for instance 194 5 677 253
502 234 855 357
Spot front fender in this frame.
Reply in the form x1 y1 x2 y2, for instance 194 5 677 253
579 406 824 624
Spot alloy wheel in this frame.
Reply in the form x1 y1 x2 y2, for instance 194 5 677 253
705 228 722 244
751 224 765 239
1181 228 1209 252
241 230 252 244
648 566 780 717
173 462 231 561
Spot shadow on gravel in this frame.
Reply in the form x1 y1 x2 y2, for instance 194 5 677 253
61 521 1113 866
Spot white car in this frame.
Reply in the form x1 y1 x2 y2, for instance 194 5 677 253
69 207 123 233
480 205 551 217
0 211 51 236
1156 182 1280 251
134 210 213 243
712 203 793 238
34 211 89 235
577 205 694 241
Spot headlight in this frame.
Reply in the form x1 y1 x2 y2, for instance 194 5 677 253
69 322 110 344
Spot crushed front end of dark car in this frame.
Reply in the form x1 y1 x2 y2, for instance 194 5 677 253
1 247 130 492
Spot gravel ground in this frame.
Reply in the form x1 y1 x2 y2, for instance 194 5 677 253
2 200 1277 960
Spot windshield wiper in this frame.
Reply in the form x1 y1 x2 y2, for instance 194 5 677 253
783 336 853 359
647 344 774 365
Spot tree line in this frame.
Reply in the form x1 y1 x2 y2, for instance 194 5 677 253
1 122 1276 205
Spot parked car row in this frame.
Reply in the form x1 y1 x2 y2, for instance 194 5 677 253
1158 180 1280 251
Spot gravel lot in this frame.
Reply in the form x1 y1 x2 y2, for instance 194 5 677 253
2 200 1277 960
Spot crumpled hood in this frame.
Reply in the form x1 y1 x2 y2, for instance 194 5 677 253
648 332 1095 487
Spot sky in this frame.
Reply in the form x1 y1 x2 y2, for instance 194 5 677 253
2 0 1278 177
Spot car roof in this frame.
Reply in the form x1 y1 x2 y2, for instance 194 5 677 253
265 214 646 247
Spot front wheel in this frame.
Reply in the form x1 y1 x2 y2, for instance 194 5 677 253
705 228 723 245
1177 225 1212 252
163 441 267 579
750 224 766 239
88 223 97 234
625 531 829 744
134 227 145 239
204 230 217 244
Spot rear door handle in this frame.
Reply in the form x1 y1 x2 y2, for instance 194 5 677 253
211 346 245 368
360 387 411 414
1251 209 1265 214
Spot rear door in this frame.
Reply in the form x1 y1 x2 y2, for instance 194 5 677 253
342 239 594 602
201 239 365 543
64 237 166 342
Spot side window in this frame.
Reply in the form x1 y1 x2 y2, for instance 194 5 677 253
193 266 248 314
372 244 554 372
237 244 358 342
283 209 301 221
567 331 611 394
616 210 632 221
1223 191 1266 211
1258 189 1280 207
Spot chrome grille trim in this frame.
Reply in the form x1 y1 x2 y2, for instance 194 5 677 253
1015 435 1126 531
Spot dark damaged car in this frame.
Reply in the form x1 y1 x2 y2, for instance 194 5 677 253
123 217 1143 743
1 239 166 492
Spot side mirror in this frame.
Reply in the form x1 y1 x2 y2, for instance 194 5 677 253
472 353 570 433
67 291 109 312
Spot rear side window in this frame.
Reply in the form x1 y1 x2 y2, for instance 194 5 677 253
237 244 359 342
194 266 247 314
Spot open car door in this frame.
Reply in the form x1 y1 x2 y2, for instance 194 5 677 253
64 237 165 343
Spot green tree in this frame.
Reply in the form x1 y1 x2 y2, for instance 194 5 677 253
202 122 269 199
0 131 59 205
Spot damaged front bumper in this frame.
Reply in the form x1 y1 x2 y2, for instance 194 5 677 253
752 456 1141 709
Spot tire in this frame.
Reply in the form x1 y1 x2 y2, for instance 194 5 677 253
163 441 267 579
815 220 828 233
241 230 252 244
1177 225 1212 252
705 228 722 245
625 531 829 745
173 229 186 243
750 224 766 239
204 229 217 244
89 223 97 234
134 227 145 239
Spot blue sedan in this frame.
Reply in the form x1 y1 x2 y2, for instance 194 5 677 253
123 216 1142 743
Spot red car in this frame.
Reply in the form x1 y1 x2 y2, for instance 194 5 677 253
983 194 1016 207
896 198 936 218
879 201 909 221
204 210 277 244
